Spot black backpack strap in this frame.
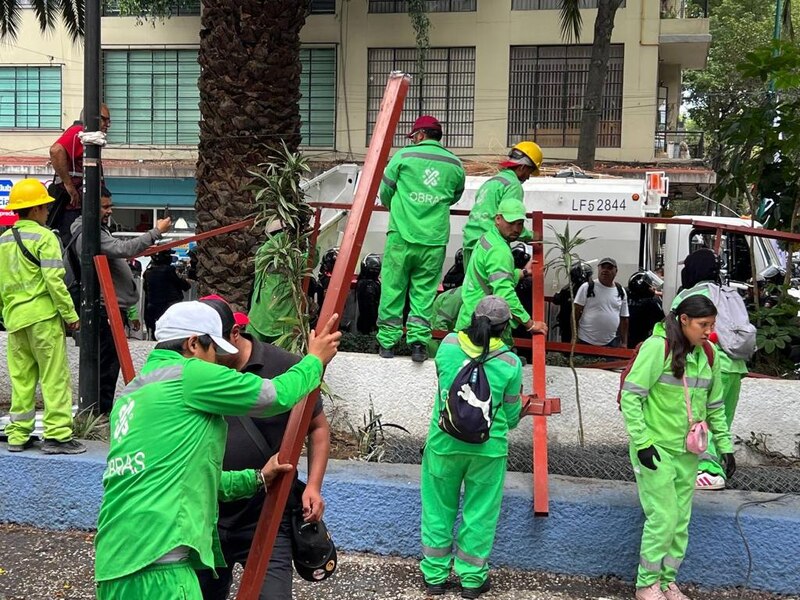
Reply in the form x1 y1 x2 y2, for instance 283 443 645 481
237 416 274 462
616 282 625 300
587 280 595 298
11 228 41 267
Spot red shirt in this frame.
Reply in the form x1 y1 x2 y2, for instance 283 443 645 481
54 123 84 180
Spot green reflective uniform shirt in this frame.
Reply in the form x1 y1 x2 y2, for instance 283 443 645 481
379 139 466 246
0 219 78 331
620 322 733 454
94 349 323 582
462 169 533 253
456 227 530 331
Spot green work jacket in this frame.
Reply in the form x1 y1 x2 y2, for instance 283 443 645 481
456 226 530 331
671 282 748 375
426 332 522 457
379 139 466 246
431 287 463 332
620 323 733 454
0 219 78 332
94 349 323 582
462 169 533 253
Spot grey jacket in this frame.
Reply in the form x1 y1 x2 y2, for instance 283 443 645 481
71 217 162 310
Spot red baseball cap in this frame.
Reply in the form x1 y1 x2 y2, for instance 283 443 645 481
408 115 441 138
234 312 249 327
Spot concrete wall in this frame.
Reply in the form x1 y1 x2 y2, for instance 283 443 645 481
0 336 797 462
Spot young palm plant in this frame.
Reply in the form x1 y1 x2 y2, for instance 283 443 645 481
248 143 315 353
545 223 595 447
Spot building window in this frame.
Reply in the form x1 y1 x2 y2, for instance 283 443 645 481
309 0 336 13
0 66 61 129
103 50 201 146
368 0 476 13
102 0 200 16
508 45 624 148
300 47 336 148
512 0 624 9
367 47 475 147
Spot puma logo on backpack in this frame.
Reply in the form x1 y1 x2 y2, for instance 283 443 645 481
439 349 510 444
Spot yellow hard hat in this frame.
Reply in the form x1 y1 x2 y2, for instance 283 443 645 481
501 141 543 175
7 179 55 211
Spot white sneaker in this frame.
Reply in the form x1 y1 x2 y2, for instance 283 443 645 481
695 472 725 490
635 583 667 600
663 582 691 600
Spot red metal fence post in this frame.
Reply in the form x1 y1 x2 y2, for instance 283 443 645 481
94 255 136 385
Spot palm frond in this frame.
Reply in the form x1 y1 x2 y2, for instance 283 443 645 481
30 0 57 34
60 0 85 44
0 0 22 41
559 0 582 44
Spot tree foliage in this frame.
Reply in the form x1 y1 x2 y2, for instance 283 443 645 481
0 0 84 43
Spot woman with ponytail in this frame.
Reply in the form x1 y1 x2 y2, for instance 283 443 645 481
420 296 524 599
621 295 735 600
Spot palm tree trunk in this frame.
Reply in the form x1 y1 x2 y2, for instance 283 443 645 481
194 0 307 309
577 0 624 170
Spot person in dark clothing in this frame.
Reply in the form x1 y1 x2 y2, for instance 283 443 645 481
442 248 465 291
356 253 382 334
143 249 190 338
552 261 593 343
196 297 330 600
680 248 721 290
626 271 665 348
511 244 533 341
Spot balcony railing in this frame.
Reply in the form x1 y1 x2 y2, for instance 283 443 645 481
654 130 705 159
660 0 707 18
102 0 200 16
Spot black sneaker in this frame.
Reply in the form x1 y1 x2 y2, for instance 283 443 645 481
378 345 394 359
42 439 87 455
461 578 491 599
411 343 428 363
7 438 36 452
425 579 448 596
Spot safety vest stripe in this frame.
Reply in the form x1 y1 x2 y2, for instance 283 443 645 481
657 375 711 388
495 353 518 367
639 556 661 572
476 275 492 296
622 381 649 397
479 236 492 251
442 334 459 346
382 175 397 190
40 259 64 269
377 317 404 327
487 271 513 283
248 379 277 416
422 544 451 558
407 316 431 327
487 175 512 187
402 151 462 168
698 451 716 462
0 231 42 243
662 556 683 570
9 409 36 422
455 546 487 568
503 393 518 403
122 365 185 396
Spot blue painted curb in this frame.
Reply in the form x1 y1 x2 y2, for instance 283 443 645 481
1 443 798 595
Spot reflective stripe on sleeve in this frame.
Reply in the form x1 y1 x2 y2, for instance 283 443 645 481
622 381 649 397
121 364 185 396
40 259 64 269
248 379 277 416
381 175 397 190
488 271 513 283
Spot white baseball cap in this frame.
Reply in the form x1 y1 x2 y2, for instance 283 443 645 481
155 301 239 355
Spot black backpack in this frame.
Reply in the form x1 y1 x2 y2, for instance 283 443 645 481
63 226 82 311
438 348 510 444
587 280 625 300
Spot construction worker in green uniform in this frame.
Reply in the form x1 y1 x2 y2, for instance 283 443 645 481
0 179 83 454
462 142 543 269
671 249 751 491
427 286 464 357
377 115 466 363
620 295 735 600
94 301 341 600
456 198 547 343
420 296 526 599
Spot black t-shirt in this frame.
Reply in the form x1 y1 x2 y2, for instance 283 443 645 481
217 334 323 531
627 296 665 348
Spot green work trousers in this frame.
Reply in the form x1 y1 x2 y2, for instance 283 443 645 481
377 232 445 348
97 562 202 600
630 444 698 589
4 315 73 444
420 448 507 589
699 371 742 479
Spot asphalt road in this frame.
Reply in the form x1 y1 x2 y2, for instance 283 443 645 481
0 524 794 600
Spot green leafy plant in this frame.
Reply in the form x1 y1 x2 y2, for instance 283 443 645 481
750 287 800 374
545 223 596 447
72 409 110 442
407 0 431 81
348 396 410 462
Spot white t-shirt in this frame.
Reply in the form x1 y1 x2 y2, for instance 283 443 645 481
574 280 630 345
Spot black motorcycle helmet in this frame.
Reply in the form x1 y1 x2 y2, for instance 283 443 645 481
628 271 655 299
511 243 531 270
360 253 382 277
321 247 339 274
570 261 593 286
454 247 464 268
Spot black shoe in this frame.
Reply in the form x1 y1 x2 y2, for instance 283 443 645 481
411 343 428 363
7 438 36 452
461 578 491 599
425 580 448 596
378 345 394 359
42 439 86 455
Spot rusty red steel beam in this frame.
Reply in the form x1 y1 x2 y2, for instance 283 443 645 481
94 255 136 385
133 218 256 258
237 72 411 599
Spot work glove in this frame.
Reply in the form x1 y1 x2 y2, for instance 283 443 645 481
722 453 736 480
637 445 661 471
